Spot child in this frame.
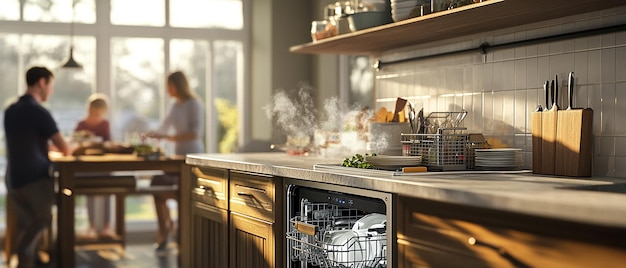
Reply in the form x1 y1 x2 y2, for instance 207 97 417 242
74 93 113 237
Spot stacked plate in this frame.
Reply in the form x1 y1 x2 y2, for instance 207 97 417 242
365 155 422 168
391 0 425 22
474 148 523 170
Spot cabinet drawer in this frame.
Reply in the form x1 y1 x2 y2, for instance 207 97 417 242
229 171 276 222
191 166 228 210
398 197 626 268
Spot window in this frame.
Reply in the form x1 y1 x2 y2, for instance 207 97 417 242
111 37 164 142
0 0 248 234
0 0 19 20
111 0 165 26
21 34 96 134
24 0 96 23
212 40 242 153
170 0 243 29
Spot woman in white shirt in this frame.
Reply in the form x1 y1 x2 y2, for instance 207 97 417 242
147 71 205 250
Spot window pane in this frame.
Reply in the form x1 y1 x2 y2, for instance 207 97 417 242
170 39 209 152
111 0 165 26
170 0 243 29
24 0 96 23
170 39 209 102
0 0 20 20
213 40 241 153
21 34 96 135
0 34 20 175
111 37 164 142
348 56 374 107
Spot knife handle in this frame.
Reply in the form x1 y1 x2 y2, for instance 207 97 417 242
568 72 574 110
553 74 558 109
543 80 550 111
550 80 555 109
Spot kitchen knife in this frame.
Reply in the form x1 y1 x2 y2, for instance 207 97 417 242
567 72 574 110
417 108 425 134
543 80 550 111
541 77 559 175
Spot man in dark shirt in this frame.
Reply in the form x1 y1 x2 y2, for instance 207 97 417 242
4 66 70 268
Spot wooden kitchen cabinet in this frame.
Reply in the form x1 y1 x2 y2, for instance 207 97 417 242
229 212 276 268
396 196 626 268
192 201 229 268
188 167 284 268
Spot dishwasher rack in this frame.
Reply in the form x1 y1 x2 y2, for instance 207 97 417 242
286 201 387 268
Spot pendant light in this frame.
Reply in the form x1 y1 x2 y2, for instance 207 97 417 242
62 0 82 69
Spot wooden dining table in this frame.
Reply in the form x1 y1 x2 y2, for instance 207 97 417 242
5 154 192 267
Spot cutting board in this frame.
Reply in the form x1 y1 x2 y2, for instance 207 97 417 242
541 109 557 175
531 111 542 174
554 108 593 176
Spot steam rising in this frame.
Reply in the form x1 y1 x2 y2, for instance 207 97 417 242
265 83 393 157
264 84 317 139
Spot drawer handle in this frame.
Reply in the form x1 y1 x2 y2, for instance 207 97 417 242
237 192 254 197
235 184 266 194
468 237 530 268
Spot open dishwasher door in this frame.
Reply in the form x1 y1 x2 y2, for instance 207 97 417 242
286 179 395 268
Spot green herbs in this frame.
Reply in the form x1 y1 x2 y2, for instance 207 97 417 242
341 153 377 169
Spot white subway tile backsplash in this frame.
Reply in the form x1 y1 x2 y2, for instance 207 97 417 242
588 50 602 84
602 48 616 83
593 156 615 177
599 136 616 156
515 60 527 89
602 33 616 47
615 82 626 135
575 36 588 51
615 157 626 178
375 6 626 177
588 35 603 49
616 47 626 82
601 83 616 135
616 31 626 45
515 90 527 133
615 137 626 157
574 51 589 85
588 84 603 136
503 61 515 90
537 56 551 85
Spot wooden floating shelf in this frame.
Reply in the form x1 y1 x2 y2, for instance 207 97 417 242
290 0 626 55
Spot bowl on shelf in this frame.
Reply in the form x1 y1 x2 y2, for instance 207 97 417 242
347 11 393 32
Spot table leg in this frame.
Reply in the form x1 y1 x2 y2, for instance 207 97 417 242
56 168 75 268
178 164 191 268
115 193 126 250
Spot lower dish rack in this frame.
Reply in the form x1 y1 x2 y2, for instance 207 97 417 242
286 201 387 268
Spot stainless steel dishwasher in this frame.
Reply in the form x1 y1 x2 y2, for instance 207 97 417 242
286 179 394 268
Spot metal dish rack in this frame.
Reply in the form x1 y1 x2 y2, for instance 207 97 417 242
401 128 470 171
286 200 387 268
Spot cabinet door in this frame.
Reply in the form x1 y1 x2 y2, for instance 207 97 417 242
229 212 278 268
192 201 229 268
397 196 626 268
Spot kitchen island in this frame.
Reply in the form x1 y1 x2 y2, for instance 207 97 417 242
186 152 626 268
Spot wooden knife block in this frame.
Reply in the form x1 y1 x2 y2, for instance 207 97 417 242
554 108 593 177
531 108 593 177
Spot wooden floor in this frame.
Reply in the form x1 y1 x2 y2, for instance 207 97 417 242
1 242 178 268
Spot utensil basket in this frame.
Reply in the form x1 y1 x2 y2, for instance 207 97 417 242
286 201 387 268
401 128 469 171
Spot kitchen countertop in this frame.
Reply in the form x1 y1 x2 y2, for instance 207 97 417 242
186 153 626 228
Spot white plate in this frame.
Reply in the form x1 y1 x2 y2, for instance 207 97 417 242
391 1 418 9
392 6 418 14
